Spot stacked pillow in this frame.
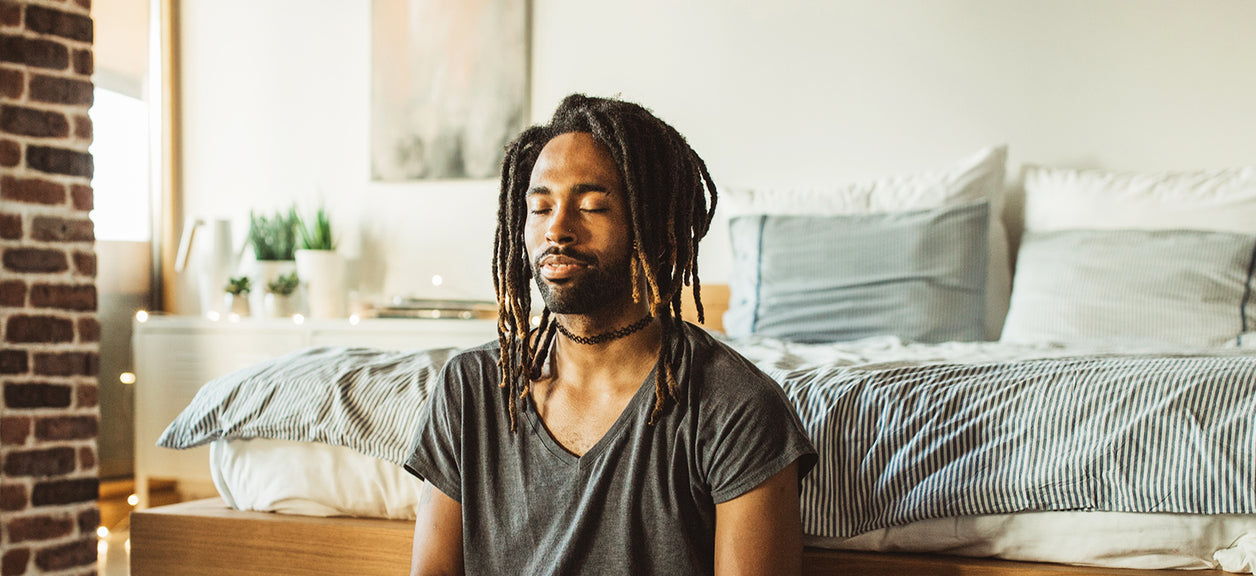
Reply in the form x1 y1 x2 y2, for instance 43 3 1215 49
723 146 1009 343
1001 166 1256 347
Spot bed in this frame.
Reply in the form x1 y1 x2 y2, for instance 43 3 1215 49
132 151 1256 575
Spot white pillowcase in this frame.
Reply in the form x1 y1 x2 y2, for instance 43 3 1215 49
1021 165 1256 233
211 438 422 520
1005 165 1256 347
723 146 1010 340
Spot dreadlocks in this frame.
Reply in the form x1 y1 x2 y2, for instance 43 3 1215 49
492 94 718 430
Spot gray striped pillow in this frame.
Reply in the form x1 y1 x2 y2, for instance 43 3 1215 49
1001 229 1256 347
157 346 454 466
724 200 989 343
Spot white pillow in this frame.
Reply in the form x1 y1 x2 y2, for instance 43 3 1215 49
723 146 1010 340
1021 165 1256 233
1005 164 1256 347
211 438 422 519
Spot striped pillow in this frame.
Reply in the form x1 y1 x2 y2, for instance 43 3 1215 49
724 200 989 343
1001 229 1256 347
157 346 454 466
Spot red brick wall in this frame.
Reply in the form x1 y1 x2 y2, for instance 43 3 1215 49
1 0 100 573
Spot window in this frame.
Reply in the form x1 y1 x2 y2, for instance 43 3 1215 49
88 87 150 242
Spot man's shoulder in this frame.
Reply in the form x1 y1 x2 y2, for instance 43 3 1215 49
447 339 500 364
435 340 501 397
682 323 780 398
684 323 765 376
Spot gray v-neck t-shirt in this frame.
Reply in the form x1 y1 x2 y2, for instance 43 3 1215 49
405 323 817 576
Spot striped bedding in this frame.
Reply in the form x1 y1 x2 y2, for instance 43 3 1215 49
159 337 1256 542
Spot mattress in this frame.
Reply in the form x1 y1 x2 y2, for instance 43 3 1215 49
188 336 1256 572
210 437 1256 572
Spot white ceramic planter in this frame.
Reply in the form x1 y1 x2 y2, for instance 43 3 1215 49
224 292 250 317
295 249 346 319
250 260 296 317
264 292 299 318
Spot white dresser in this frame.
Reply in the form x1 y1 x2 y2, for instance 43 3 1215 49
131 315 498 507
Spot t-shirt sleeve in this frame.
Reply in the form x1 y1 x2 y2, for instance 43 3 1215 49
404 358 465 503
702 356 818 504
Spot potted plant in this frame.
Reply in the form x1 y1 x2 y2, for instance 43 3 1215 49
223 275 251 316
294 204 346 318
264 271 300 318
247 208 298 313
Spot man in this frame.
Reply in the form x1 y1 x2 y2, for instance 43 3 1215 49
406 94 817 575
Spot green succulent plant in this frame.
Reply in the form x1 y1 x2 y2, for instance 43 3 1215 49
295 204 336 251
248 209 298 261
224 276 251 295
267 272 300 296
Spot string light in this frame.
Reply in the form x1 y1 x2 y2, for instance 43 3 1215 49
119 372 135 385
206 311 221 321
349 314 360 325
126 494 138 506
292 314 305 325
135 310 149 322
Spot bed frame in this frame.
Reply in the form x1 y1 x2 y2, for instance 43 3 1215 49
129 288 1237 575
132 498 1232 576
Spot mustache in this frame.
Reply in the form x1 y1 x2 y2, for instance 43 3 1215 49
534 246 598 268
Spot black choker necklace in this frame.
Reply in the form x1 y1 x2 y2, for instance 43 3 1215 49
556 315 654 345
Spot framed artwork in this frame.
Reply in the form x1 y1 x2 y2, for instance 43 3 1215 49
371 0 528 181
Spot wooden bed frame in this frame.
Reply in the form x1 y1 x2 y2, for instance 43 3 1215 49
132 498 1233 576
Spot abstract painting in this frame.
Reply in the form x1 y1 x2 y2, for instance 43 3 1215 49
371 0 527 180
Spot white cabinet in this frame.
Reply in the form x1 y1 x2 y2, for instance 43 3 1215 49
131 315 497 507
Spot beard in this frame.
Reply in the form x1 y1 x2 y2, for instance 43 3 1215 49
532 246 634 315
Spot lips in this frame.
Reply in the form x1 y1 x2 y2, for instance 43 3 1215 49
540 256 589 279
536 251 595 280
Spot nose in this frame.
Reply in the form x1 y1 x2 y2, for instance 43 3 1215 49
544 203 577 245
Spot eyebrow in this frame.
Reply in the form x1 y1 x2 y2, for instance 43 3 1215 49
527 183 612 196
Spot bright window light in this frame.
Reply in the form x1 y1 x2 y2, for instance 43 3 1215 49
88 88 150 242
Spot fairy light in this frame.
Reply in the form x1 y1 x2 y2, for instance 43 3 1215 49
119 372 136 385
349 314 360 325
206 310 221 321
96 526 110 539
431 275 443 287
227 313 240 323
135 310 149 323
127 494 138 506
292 314 305 325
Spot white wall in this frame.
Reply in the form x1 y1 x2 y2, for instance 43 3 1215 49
173 0 1256 314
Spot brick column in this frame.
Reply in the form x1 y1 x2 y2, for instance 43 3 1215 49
1 0 100 574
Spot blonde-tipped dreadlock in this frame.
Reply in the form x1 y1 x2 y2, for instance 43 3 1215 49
492 94 718 430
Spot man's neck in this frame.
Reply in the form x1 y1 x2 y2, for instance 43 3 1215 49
543 304 662 392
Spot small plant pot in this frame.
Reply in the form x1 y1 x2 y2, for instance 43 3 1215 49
250 259 296 315
265 293 298 318
224 292 250 317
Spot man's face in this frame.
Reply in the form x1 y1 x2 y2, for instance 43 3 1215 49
525 132 634 315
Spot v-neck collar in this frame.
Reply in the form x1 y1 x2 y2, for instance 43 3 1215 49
523 367 658 470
